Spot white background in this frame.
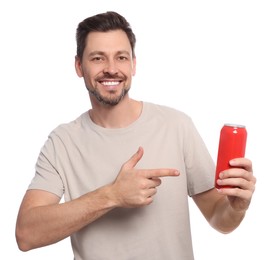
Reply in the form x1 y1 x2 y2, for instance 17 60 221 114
1 0 269 259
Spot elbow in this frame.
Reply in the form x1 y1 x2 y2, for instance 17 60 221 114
17 243 32 252
210 220 240 234
16 225 35 252
215 226 235 234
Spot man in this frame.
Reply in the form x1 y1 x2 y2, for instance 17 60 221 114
16 11 256 260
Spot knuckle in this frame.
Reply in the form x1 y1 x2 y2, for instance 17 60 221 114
139 180 148 189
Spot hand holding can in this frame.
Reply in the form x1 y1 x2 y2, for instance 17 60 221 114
215 124 247 189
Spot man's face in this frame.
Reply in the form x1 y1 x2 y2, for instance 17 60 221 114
75 30 136 106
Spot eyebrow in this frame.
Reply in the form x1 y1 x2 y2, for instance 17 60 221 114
88 50 131 57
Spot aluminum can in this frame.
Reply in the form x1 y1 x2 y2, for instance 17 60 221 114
215 124 247 189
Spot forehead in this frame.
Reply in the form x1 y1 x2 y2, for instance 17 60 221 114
85 30 132 55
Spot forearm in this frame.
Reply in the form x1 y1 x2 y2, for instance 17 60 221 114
209 197 246 234
16 185 116 251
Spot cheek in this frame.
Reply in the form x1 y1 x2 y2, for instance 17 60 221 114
84 68 98 82
124 65 136 77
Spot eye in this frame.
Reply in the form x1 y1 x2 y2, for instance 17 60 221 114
91 56 104 63
118 55 128 61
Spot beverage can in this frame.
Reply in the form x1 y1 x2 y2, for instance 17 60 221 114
215 124 247 189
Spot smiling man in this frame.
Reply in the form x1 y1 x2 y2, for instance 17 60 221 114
16 11 256 260
76 30 135 107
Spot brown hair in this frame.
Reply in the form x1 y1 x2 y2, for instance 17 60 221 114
76 11 136 60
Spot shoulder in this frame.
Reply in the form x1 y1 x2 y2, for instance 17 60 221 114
48 112 89 140
144 101 193 124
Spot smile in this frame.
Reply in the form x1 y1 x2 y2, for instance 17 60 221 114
101 81 120 86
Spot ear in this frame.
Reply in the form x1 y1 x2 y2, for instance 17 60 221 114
75 56 83 77
132 57 136 76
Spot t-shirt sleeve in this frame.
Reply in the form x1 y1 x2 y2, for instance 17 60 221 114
183 118 215 196
28 135 65 198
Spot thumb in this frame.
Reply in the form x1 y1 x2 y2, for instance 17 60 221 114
123 147 144 170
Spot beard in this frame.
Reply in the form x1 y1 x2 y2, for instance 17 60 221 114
88 87 130 106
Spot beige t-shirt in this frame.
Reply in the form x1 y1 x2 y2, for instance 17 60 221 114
29 102 215 260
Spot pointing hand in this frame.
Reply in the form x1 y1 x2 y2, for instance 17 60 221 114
110 147 180 207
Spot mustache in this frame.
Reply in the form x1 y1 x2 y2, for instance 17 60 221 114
96 73 126 81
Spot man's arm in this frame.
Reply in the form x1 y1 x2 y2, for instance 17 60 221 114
192 158 256 233
16 147 179 251
15 185 115 251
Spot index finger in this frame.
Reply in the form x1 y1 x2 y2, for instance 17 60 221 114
144 169 180 178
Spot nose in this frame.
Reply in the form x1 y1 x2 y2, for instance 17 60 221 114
103 59 119 75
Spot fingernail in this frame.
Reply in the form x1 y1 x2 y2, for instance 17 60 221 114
217 179 222 184
229 159 236 165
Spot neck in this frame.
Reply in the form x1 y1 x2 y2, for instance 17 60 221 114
89 96 142 128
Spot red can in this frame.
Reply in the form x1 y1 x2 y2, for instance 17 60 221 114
215 124 247 189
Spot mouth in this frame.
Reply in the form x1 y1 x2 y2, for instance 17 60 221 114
98 79 123 91
100 80 121 86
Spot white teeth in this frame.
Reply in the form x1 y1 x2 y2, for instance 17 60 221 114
102 81 119 86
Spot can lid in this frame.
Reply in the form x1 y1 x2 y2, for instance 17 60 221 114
224 123 246 128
